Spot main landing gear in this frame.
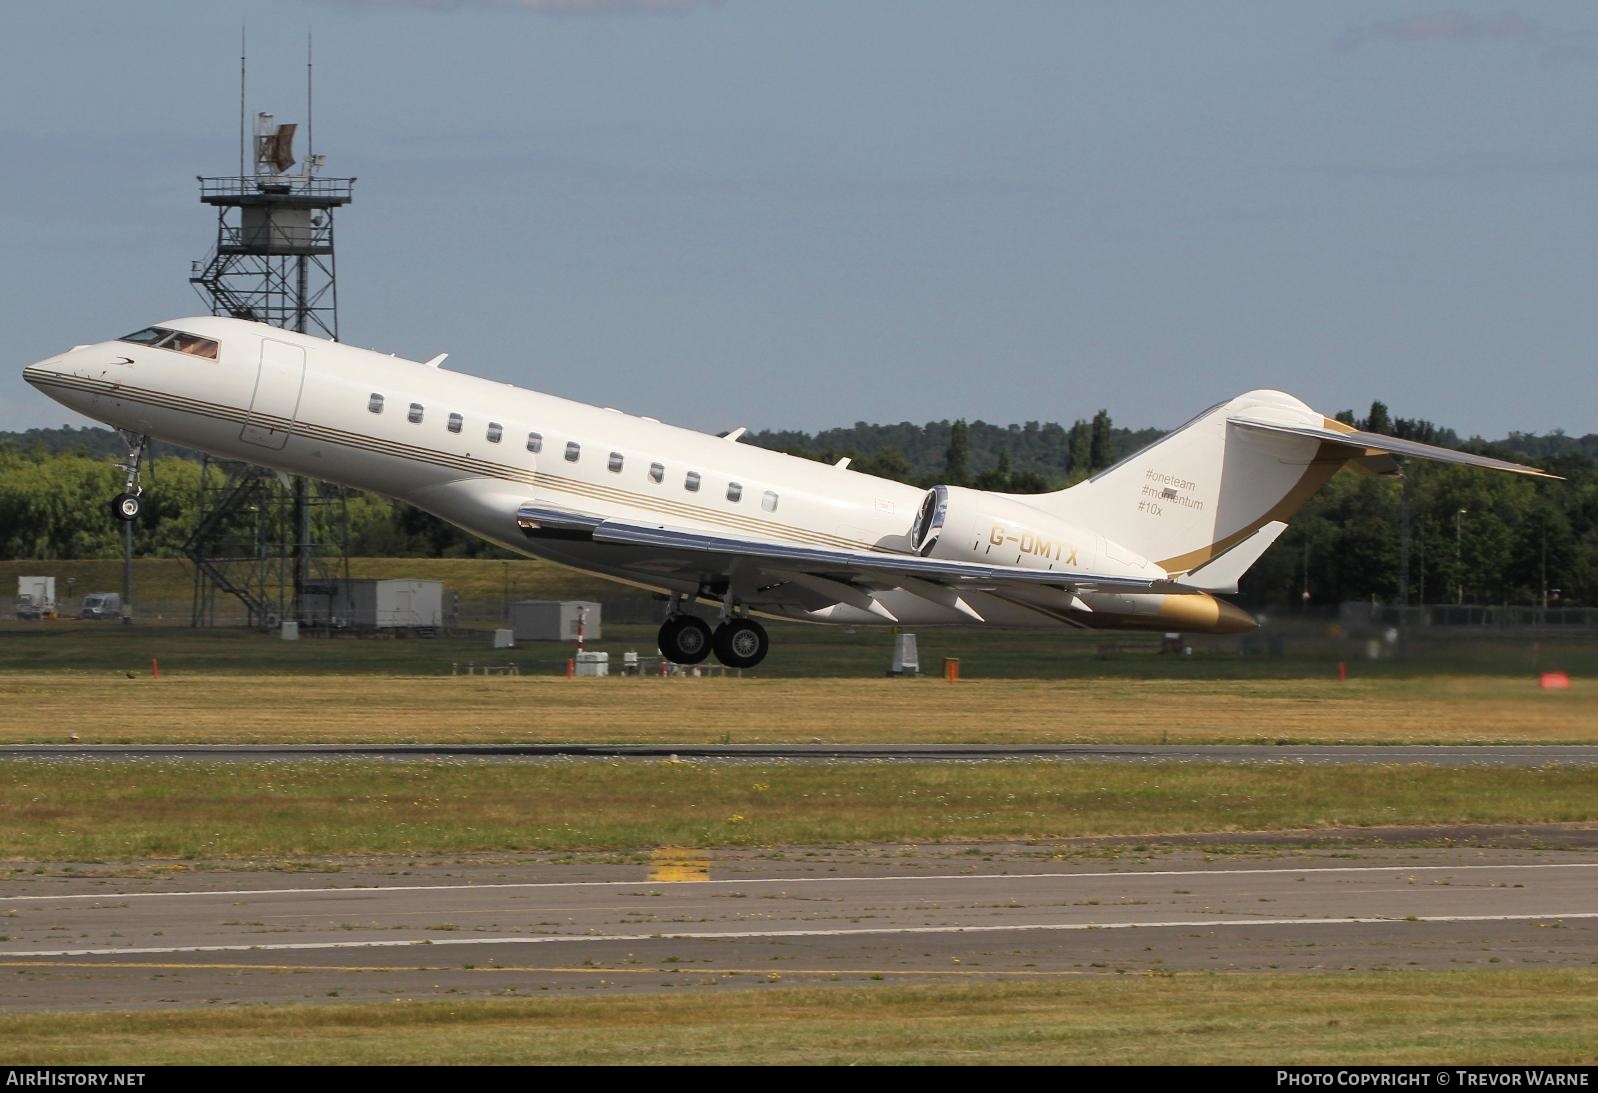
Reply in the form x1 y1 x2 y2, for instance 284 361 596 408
110 431 149 523
657 596 770 670
658 614 713 665
712 618 769 670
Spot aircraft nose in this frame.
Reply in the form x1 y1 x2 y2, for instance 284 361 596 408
22 349 104 414
22 354 68 390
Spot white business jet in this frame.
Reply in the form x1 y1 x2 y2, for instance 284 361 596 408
23 317 1551 668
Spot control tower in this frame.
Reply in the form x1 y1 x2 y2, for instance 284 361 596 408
184 112 357 628
192 112 352 334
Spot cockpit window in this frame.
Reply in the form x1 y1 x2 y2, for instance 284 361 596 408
118 326 219 360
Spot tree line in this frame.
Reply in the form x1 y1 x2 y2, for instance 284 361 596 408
5 403 1598 608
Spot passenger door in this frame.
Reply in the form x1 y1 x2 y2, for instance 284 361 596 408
240 339 306 450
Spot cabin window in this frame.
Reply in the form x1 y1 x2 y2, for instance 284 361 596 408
685 471 701 492
526 431 543 453
564 441 581 463
762 490 779 513
447 412 463 434
726 482 743 503
648 462 665 484
368 393 384 415
408 403 424 424
486 422 502 443
608 452 624 473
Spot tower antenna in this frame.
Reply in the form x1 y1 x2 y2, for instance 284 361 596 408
239 27 247 179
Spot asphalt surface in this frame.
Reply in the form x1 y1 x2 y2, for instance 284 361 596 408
2 835 1596 1012
6 743 1598 764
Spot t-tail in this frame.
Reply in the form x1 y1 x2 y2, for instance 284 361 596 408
1025 389 1555 591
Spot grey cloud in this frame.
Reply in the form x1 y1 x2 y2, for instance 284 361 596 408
319 0 718 14
1335 11 1539 52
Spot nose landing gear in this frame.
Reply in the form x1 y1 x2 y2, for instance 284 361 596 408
110 431 149 523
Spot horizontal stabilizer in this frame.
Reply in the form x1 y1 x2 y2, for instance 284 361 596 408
1229 418 1558 479
1178 520 1288 592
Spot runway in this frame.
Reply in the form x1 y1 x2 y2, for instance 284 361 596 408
6 743 1598 765
3 838 1596 1011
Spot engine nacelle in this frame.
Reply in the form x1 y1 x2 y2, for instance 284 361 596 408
914 482 1163 575
910 485 1148 575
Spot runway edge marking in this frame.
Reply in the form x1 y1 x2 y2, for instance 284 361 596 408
7 911 1598 958
4 861 1596 903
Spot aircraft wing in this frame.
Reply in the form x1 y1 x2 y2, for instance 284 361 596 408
516 504 1187 621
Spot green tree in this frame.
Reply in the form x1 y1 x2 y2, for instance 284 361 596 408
1065 420 1091 475
851 447 914 484
943 419 970 487
975 449 1013 492
1088 410 1115 471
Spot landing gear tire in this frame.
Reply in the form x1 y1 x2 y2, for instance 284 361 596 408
713 618 769 670
658 615 713 665
112 493 142 522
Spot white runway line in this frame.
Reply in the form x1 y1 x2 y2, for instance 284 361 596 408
3 860 1596 903
6 911 1598 959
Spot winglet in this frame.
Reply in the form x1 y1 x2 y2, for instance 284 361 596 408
422 353 448 369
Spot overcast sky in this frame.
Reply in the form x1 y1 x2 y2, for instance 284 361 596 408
4 1 1596 439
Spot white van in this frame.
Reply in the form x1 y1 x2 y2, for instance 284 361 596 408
79 593 121 620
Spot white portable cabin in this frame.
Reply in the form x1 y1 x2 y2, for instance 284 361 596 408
307 579 444 632
511 600 602 642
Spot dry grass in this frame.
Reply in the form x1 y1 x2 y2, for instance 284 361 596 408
2 971 1596 1065
2 760 1593 859
0 674 1590 745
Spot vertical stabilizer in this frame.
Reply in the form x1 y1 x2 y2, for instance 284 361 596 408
1023 391 1345 576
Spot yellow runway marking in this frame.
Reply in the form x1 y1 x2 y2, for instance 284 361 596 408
0 960 1088 978
648 847 710 883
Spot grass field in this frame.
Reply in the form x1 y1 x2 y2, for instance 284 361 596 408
0 673 1590 745
1 760 1593 859
3 971 1595 1065
6 564 1597 1064
12 617 1598 681
8 556 1598 681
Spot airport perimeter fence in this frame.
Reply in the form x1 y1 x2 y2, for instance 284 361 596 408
1337 601 1598 632
7 593 664 631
